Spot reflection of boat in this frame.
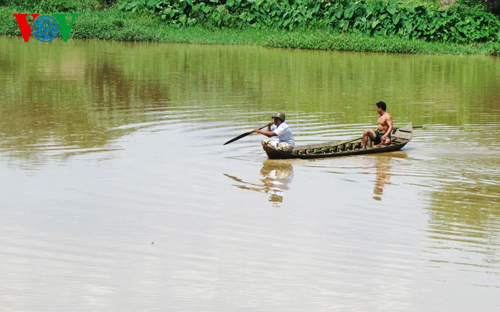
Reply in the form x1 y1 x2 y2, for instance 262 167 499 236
264 122 413 159
224 160 294 205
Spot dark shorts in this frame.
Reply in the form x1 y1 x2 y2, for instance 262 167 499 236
374 130 391 145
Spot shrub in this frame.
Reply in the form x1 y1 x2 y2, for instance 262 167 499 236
117 0 500 43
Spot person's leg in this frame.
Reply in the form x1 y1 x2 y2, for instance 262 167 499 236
374 132 392 147
277 142 293 153
261 139 272 147
362 129 377 149
383 135 392 145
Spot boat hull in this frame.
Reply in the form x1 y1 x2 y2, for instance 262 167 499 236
263 122 413 159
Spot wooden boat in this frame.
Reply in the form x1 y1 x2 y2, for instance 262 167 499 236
263 122 413 159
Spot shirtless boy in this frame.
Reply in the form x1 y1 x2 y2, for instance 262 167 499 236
362 101 393 149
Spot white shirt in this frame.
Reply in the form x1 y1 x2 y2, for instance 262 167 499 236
271 122 295 147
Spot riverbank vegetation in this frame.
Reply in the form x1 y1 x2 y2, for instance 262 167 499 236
1 0 500 55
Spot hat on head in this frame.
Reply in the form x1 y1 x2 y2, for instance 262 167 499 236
271 112 286 121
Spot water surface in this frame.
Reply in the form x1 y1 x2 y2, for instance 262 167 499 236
0 36 499 311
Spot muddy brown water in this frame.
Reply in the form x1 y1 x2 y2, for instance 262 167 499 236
1 36 499 311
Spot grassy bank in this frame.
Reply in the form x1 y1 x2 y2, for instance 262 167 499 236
1 0 500 56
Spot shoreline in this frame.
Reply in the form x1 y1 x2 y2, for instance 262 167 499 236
2 7 500 56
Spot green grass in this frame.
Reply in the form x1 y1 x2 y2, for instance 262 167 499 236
265 30 500 56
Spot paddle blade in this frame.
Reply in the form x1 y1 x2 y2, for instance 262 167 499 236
223 131 251 145
223 125 268 146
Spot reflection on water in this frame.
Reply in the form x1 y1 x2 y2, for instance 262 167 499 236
224 160 294 207
372 156 392 201
3 36 500 164
422 147 500 274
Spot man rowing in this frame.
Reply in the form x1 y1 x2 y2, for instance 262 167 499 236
253 112 295 153
362 101 393 149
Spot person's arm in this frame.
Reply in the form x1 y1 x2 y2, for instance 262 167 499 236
382 115 393 140
253 121 277 137
253 129 277 137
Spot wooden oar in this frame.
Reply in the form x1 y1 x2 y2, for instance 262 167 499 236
223 125 268 145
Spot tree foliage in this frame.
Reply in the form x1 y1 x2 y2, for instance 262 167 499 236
118 0 500 43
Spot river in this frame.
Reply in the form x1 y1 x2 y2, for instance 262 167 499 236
0 36 499 311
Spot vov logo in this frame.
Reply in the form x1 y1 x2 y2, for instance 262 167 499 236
13 14 78 42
